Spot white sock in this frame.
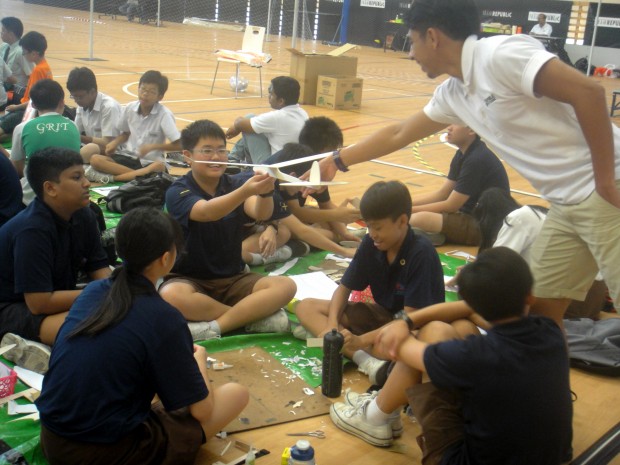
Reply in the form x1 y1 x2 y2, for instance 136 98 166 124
352 350 371 366
249 253 264 266
365 398 392 426
209 320 222 336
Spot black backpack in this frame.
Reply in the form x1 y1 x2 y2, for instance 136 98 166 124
105 172 175 214
565 318 620 377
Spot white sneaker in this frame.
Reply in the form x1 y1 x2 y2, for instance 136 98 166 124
292 324 313 341
357 357 390 386
263 245 292 265
84 165 113 184
344 390 403 437
245 308 290 333
187 322 219 341
330 399 393 447
0 333 51 374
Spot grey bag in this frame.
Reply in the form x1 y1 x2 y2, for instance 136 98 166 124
564 318 620 376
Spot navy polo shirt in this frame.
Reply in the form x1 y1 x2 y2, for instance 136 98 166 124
271 189 293 221
166 171 255 279
425 317 573 465
263 150 331 207
342 229 444 312
0 199 109 303
448 139 509 214
278 185 330 208
235 171 291 222
0 154 24 228
37 277 208 443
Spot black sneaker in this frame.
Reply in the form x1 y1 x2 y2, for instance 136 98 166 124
287 239 311 257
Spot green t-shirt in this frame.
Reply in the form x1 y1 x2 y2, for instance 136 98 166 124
22 114 81 159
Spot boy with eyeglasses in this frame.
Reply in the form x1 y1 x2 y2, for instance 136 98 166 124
89 70 181 182
160 119 297 341
66 67 122 165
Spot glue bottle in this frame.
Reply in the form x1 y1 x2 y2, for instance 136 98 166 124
321 329 344 398
289 439 315 465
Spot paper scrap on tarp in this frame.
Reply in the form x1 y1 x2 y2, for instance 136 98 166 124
268 258 298 276
8 401 38 415
290 272 338 301
14 366 43 391
91 186 120 196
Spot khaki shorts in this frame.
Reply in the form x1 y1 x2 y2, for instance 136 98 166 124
41 402 204 465
441 212 480 246
161 272 263 306
531 181 620 307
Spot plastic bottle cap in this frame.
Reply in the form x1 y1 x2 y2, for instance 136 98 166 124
296 439 310 450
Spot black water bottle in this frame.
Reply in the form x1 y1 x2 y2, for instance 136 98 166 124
321 329 344 398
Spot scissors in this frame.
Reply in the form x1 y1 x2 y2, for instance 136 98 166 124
287 430 326 439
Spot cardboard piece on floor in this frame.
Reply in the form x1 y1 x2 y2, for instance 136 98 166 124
207 347 331 433
307 338 323 348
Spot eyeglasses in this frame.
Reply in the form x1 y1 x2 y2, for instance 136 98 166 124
138 86 159 97
193 148 230 157
69 91 92 101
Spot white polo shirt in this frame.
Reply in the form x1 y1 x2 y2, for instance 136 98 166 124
0 61 11 106
118 100 181 163
75 92 122 140
424 34 620 205
250 104 309 154
0 42 34 87
530 23 553 37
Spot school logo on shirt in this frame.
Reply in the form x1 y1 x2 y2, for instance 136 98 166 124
484 94 496 106
395 282 405 295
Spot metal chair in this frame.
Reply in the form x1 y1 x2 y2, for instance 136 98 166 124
210 26 266 98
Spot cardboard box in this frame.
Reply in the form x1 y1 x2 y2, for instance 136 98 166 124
288 44 358 104
316 75 363 110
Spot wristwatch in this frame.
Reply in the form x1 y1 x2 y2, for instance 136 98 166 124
332 149 349 172
402 314 416 331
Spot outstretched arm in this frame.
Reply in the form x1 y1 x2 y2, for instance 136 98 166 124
316 111 448 182
190 173 275 222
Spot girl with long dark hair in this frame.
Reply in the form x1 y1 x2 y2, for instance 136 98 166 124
36 208 248 465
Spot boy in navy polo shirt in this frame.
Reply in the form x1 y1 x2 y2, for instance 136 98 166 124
296 181 444 386
160 119 297 340
0 147 111 373
332 247 573 463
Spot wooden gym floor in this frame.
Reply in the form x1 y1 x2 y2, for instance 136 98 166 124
2 0 620 463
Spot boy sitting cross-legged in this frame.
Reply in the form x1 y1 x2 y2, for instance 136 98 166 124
159 120 297 340
332 247 573 465
0 148 111 373
295 180 445 386
89 70 181 183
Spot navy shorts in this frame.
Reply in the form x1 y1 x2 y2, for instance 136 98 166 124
0 301 46 342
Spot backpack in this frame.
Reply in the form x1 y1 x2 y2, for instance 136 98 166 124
105 172 175 214
564 318 620 377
